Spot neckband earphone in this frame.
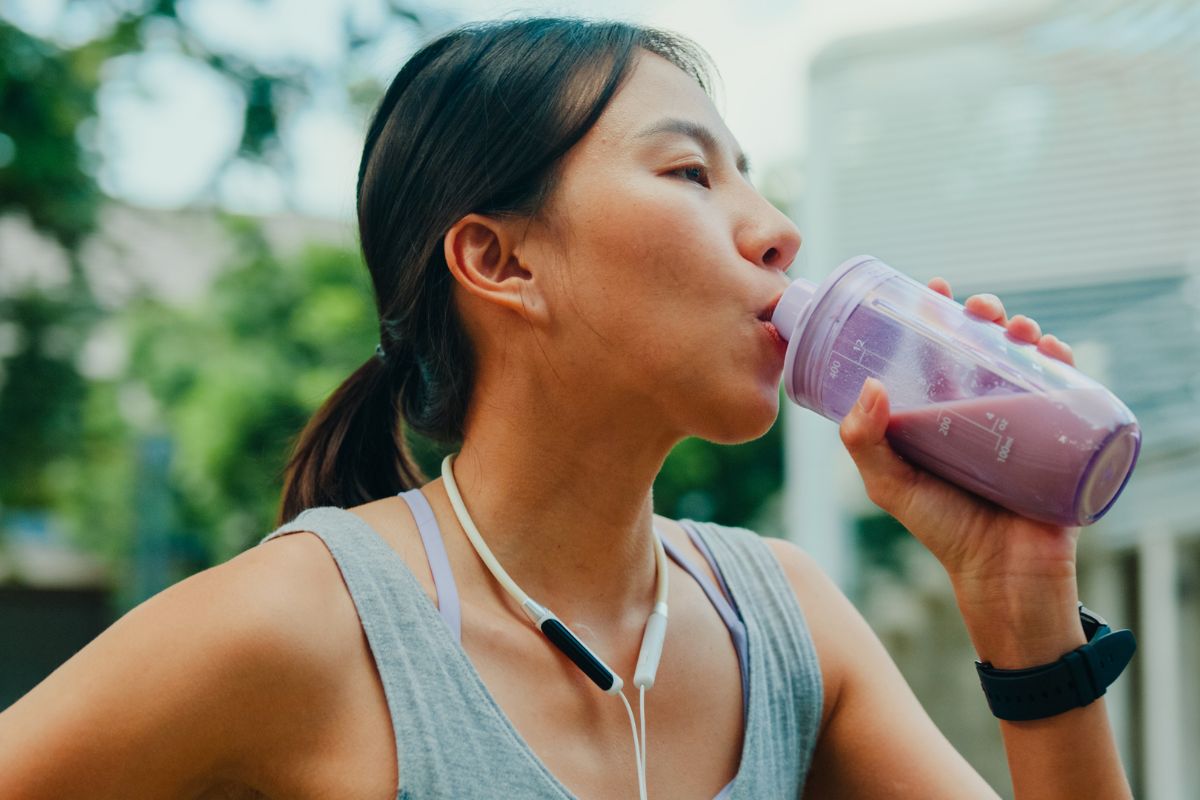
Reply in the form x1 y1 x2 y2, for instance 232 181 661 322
441 452 668 800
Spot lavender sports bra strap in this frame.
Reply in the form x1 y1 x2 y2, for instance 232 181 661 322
666 520 750 708
398 488 462 641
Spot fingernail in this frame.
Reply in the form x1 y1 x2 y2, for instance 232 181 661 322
1044 333 1068 349
1014 314 1041 338
857 378 879 413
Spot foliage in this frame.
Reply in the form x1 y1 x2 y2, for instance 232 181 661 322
109 217 378 562
0 1 417 571
0 19 102 248
0 291 91 509
855 511 911 577
656 423 783 530
0 18 104 512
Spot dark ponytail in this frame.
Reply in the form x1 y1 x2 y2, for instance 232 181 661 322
277 17 713 524
276 352 426 521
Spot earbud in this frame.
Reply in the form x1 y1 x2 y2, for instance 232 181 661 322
634 603 669 689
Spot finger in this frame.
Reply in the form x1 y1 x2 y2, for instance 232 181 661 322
1037 333 1075 366
1004 313 1041 345
838 378 920 517
927 276 953 299
964 293 1008 325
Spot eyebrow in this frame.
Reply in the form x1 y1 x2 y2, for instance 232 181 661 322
634 118 752 177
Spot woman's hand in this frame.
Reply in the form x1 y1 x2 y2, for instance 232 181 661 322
837 278 1086 668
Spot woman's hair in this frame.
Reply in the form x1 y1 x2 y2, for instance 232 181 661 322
277 17 714 523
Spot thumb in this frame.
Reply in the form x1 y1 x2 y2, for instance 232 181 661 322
839 378 919 516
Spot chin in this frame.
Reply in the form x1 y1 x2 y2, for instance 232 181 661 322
694 384 781 444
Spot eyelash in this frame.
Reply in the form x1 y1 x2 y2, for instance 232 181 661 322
671 164 710 187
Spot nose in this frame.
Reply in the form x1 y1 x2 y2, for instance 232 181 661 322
735 191 803 273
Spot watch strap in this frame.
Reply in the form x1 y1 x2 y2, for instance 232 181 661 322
976 619 1136 722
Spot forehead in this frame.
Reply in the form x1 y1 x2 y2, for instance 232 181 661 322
587 51 735 151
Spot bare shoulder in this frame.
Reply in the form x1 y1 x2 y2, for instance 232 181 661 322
0 529 364 799
207 530 397 797
231 529 366 675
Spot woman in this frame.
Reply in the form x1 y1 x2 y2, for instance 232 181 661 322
0 17 1132 799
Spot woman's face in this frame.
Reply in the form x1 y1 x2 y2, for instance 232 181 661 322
518 50 802 444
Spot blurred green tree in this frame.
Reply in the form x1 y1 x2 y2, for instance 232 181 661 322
0 0 419 575
115 217 380 563
655 421 784 534
0 18 104 511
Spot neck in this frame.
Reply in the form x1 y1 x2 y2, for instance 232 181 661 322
428 376 682 635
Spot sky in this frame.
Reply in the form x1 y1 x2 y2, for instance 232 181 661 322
7 0 1006 220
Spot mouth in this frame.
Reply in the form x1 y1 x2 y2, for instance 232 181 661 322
757 290 785 323
759 318 788 357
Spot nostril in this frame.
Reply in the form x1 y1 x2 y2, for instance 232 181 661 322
762 247 779 266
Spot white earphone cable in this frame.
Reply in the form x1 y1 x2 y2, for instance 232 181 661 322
639 685 649 797
618 689 647 800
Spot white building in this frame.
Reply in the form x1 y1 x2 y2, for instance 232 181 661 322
786 1 1200 796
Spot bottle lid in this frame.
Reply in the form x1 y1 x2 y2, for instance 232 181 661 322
771 278 818 341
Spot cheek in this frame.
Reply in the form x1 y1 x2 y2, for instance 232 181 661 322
615 206 706 273
561 176 714 280
580 218 728 355
547 178 743 374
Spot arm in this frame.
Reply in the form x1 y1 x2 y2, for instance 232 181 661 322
828 286 1132 799
953 581 1128 799
766 538 999 799
0 532 346 799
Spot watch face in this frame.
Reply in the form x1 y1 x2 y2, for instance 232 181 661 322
1079 603 1109 640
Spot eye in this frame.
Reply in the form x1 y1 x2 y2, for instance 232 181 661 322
670 164 710 187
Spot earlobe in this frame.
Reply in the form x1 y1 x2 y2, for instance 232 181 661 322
443 213 545 323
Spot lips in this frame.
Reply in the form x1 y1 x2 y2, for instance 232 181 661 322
760 319 788 357
757 290 785 323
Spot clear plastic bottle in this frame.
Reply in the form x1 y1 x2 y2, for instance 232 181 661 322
772 255 1141 526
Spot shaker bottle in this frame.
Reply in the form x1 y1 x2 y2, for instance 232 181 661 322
771 255 1141 526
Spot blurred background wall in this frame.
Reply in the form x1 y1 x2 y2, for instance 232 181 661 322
1 1 1194 797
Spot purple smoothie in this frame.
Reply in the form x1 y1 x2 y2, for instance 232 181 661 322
885 389 1141 526
775 256 1142 526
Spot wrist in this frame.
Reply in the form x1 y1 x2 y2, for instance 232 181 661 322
976 604 1137 723
953 579 1085 669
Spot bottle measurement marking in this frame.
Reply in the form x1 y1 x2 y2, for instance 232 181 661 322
937 408 1014 463
831 339 1015 463
830 341 929 398
831 338 890 378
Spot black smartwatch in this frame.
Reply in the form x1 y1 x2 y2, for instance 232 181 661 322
975 603 1136 722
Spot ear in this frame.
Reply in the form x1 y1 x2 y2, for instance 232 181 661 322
443 213 547 325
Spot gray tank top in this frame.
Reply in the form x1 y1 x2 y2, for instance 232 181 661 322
259 491 823 799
